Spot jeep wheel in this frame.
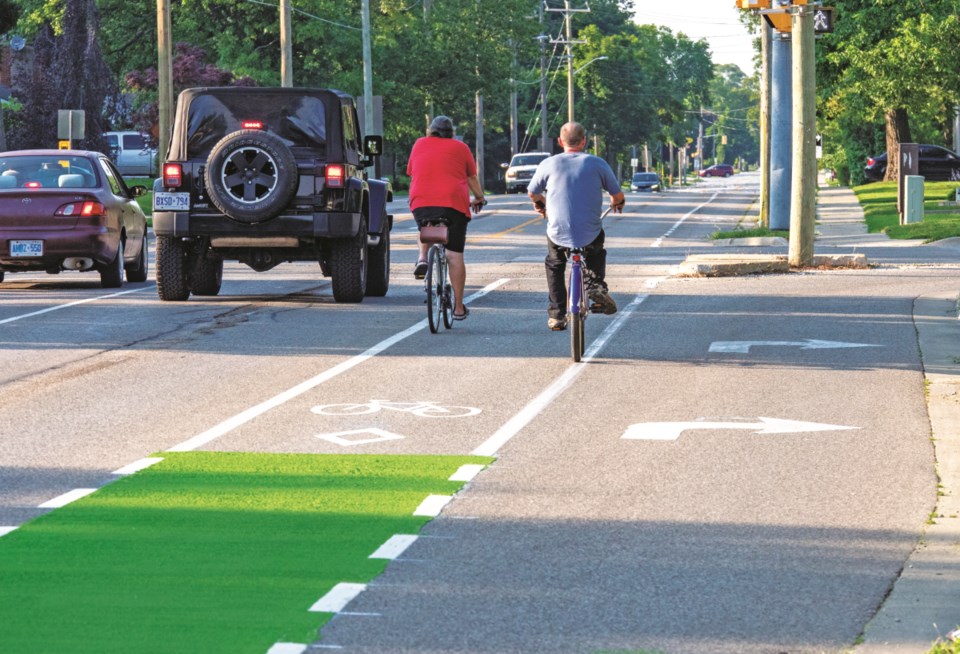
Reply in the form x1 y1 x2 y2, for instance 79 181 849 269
329 220 368 303
156 236 191 301
192 256 224 296
365 216 390 297
205 130 298 224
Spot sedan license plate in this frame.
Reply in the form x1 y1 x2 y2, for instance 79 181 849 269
10 240 43 257
153 192 190 212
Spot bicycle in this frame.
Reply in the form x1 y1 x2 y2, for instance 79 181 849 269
535 202 617 362
421 199 486 334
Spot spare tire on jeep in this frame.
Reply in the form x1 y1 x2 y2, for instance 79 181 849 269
205 130 298 223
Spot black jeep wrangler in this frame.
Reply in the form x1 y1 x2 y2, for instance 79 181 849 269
152 86 392 302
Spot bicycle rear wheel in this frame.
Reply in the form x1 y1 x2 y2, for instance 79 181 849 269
571 312 584 362
426 245 443 333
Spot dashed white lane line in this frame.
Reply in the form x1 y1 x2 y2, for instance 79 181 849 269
38 488 97 509
0 286 152 326
0 526 18 537
413 495 453 517
112 457 164 475
651 191 720 247
309 583 368 613
449 464 486 482
369 534 418 560
167 279 511 452
266 643 307 654
471 292 651 458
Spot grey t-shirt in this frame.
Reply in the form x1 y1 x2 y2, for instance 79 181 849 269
527 151 621 248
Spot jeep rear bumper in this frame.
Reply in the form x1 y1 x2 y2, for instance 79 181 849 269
152 211 363 239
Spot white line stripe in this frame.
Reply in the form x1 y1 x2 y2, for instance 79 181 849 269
39 488 97 509
266 644 307 654
449 464 486 482
167 279 511 452
112 457 164 475
0 526 18 537
651 192 720 247
471 294 649 457
413 494 453 517
369 534 418 560
0 286 152 326
309 582 367 613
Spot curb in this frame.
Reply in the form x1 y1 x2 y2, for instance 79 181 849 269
676 253 869 277
855 292 960 652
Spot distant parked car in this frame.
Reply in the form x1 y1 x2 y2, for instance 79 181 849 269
699 164 735 178
502 152 551 193
0 150 149 288
105 131 157 177
630 171 661 192
863 144 960 182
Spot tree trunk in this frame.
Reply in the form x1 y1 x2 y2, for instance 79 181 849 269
884 108 912 181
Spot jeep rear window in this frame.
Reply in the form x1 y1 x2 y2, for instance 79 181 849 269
186 93 327 158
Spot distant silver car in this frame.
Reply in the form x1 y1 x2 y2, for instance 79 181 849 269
105 131 157 177
503 152 550 194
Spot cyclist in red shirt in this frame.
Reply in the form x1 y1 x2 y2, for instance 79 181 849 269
407 115 485 321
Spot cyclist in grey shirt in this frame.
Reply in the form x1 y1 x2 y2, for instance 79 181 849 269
528 122 625 331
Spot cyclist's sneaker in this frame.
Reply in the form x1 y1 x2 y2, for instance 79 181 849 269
548 317 567 331
589 288 618 315
414 260 428 279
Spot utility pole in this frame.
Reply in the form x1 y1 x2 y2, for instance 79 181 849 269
280 0 292 87
538 1 549 153
546 1 588 124
789 3 816 267
361 0 374 138
510 47 518 157
769 32 792 230
697 107 704 174
156 0 173 165
474 0 484 189
759 20 772 227
954 105 960 154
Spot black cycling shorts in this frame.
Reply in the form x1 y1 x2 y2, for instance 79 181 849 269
413 206 469 254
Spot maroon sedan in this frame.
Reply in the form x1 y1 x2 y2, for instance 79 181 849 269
0 150 148 288
699 164 735 178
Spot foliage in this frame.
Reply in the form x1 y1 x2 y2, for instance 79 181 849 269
852 180 960 237
706 64 759 167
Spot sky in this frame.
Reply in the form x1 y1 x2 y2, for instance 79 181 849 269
634 2 758 76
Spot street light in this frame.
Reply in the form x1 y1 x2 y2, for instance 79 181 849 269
568 55 607 123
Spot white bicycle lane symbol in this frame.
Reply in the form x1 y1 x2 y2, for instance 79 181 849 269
311 399 481 419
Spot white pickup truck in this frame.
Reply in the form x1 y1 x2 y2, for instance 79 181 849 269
105 131 157 177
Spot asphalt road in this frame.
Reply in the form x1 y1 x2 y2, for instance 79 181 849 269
2 173 959 652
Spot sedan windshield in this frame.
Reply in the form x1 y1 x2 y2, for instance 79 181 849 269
633 173 659 182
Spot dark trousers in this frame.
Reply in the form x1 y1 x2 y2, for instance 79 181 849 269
545 230 607 319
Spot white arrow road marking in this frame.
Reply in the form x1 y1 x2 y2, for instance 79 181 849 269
709 339 882 353
622 417 858 441
315 428 405 447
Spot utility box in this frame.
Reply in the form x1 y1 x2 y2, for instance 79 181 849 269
902 175 924 225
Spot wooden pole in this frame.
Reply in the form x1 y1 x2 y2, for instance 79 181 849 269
789 5 816 267
280 0 292 87
157 0 173 165
759 20 772 228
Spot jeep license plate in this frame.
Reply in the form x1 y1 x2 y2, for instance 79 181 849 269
10 240 43 257
153 192 190 212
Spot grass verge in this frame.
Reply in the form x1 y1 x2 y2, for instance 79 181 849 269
0 452 490 653
852 180 960 241
710 226 789 240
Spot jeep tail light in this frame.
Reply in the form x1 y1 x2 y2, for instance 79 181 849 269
241 120 264 129
326 164 345 188
164 163 182 188
55 201 105 217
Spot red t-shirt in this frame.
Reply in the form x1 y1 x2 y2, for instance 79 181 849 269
407 136 477 219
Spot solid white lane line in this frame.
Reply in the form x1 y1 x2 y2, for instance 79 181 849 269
471 294 649 457
167 279 511 452
112 457 164 475
266 643 307 654
448 464 486 482
309 583 367 613
0 286 152 326
0 526 18 537
369 534 418 560
38 488 97 509
651 192 720 247
413 495 453 517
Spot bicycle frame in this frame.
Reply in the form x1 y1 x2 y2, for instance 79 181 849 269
426 241 453 333
568 248 587 362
